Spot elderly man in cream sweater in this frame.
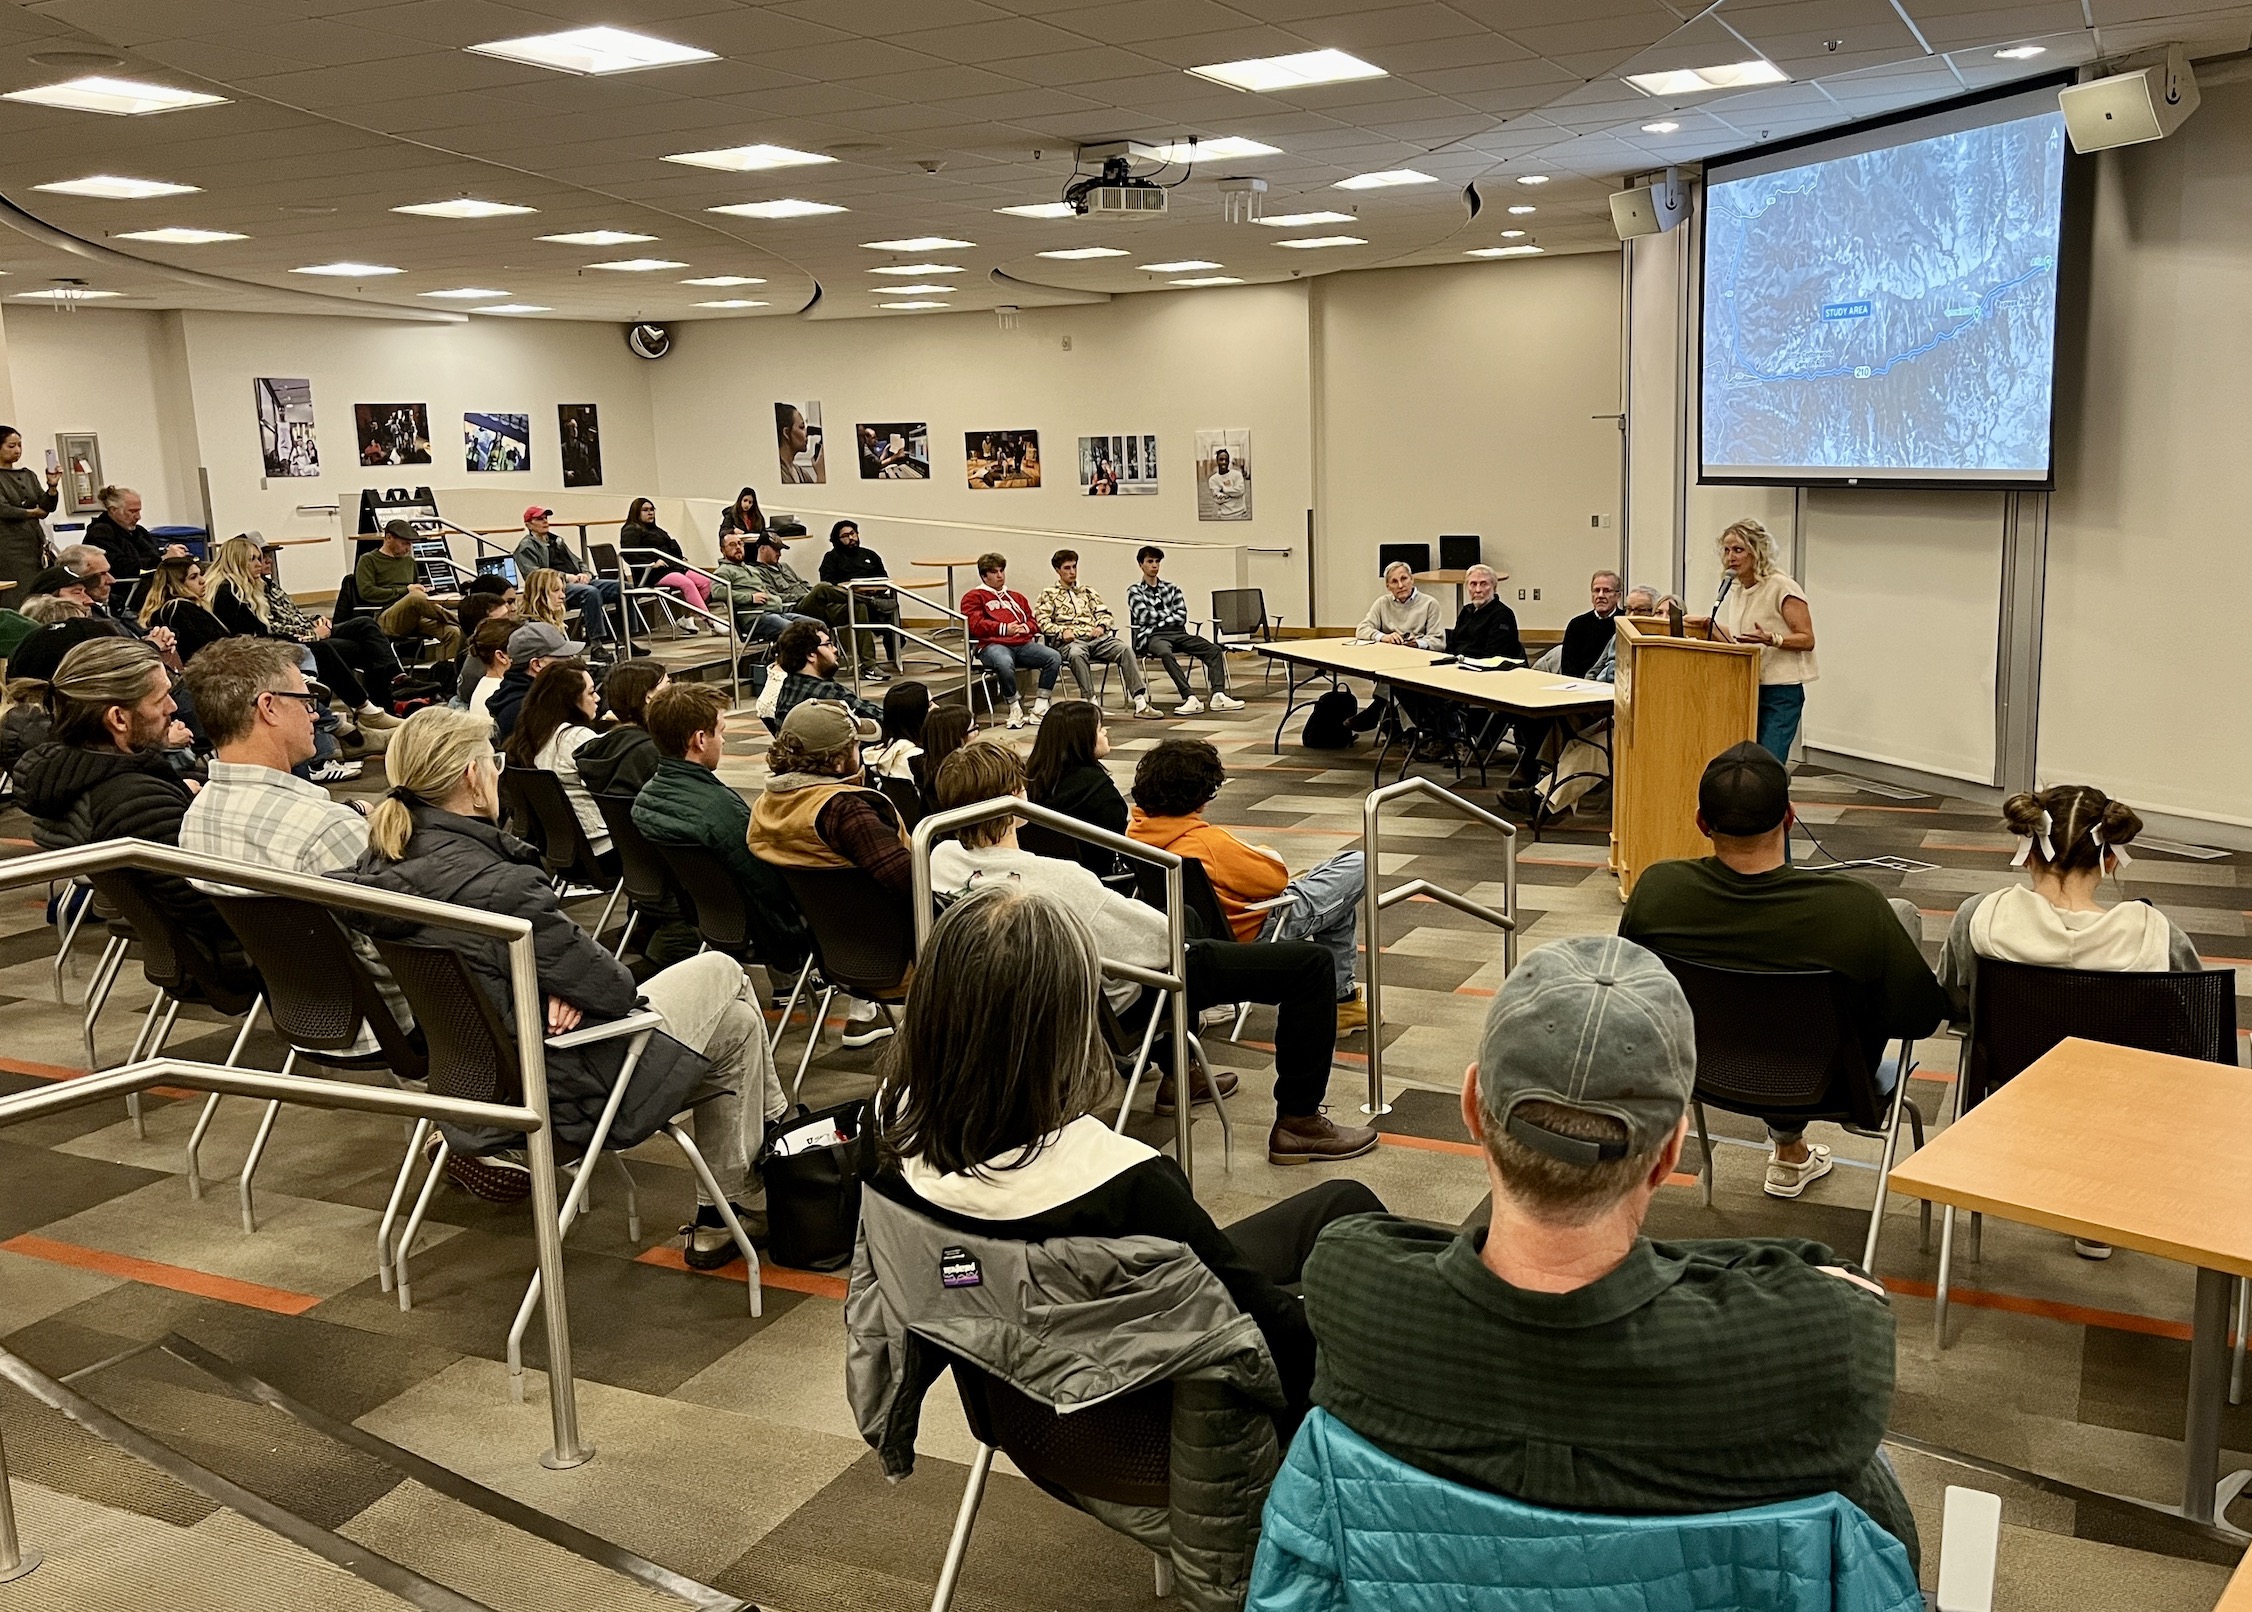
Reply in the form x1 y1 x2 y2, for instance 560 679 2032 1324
1349 561 1447 736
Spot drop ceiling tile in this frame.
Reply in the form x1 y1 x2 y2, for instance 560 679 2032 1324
645 8 858 55
981 46 1171 85
834 63 1031 101
1129 25 1340 68
924 86 1115 121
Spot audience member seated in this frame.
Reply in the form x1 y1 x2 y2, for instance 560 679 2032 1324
488 622 581 743
512 508 621 655
1619 742 1945 1200
1497 569 1624 808
1300 934 1919 1568
356 521 463 659
769 620 880 728
632 682 812 979
1024 698 1132 884
909 702 971 818
449 578 517 700
620 497 711 620
739 534 855 649
864 679 925 780
709 530 806 644
575 660 668 801
961 551 1060 729
340 707 783 1258
0 600 42 664
138 556 231 662
1351 561 1450 739
1449 564 1525 661
502 659 615 863
14 636 251 985
205 537 399 731
84 484 176 588
6 575 135 685
716 486 767 542
1129 738 1371 1034
1125 545 1241 715
817 519 897 676
462 618 515 721
857 880 1385 1429
0 597 87 776
1035 548 1157 718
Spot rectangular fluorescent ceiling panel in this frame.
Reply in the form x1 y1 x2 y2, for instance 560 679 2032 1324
1625 60 1788 95
665 143 834 172
1145 137 1280 163
393 198 536 219
1468 245 1543 257
862 236 972 251
292 262 403 276
1187 50 1385 93
870 283 953 294
707 199 844 218
538 229 654 245
3 77 226 116
15 288 123 299
34 175 198 199
420 287 510 298
879 301 948 310
1257 211 1355 227
467 27 715 75
995 202 1076 219
1143 260 1221 272
868 263 961 275
1038 246 1128 259
471 304 551 314
697 299 768 308
1274 235 1365 248
587 258 687 271
116 227 243 244
1170 276 1244 287
682 275 765 286
1334 170 1434 190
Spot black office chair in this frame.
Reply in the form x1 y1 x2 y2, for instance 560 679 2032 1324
773 864 915 1104
1210 588 1281 685
495 767 541 851
1655 955 1923 1273
874 773 925 832
654 840 818 1044
511 767 624 937
592 793 689 960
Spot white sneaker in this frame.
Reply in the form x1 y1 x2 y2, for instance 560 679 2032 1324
1031 698 1050 720
1763 1143 1834 1199
308 758 362 784
1130 697 1162 720
1007 701 1026 729
1209 692 1246 711
1174 696 1205 717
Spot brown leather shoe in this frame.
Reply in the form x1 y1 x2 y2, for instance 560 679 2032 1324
1268 1110 1380 1165
1153 1060 1241 1116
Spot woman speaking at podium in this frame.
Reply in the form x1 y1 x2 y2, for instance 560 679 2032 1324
1708 517 1818 764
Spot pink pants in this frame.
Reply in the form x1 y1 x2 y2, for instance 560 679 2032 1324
655 571 711 609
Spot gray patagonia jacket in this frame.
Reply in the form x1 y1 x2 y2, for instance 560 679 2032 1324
846 1187 1286 1612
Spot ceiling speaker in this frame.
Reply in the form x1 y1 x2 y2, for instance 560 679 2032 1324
1610 168 1687 239
625 322 671 360
2060 46 2199 153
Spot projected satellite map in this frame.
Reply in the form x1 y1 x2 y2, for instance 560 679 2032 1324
1702 111 2067 481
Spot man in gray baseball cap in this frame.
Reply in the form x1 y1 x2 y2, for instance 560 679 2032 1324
1298 933 1918 1567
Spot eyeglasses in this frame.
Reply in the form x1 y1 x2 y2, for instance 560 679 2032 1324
488 751 507 773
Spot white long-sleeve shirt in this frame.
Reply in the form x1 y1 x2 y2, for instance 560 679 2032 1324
1355 589 1444 650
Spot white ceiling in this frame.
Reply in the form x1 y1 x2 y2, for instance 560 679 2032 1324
0 0 2244 323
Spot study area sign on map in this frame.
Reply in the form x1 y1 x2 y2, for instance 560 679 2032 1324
1700 92 2069 488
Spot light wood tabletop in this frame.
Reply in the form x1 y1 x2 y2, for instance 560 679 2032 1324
1259 637 1614 715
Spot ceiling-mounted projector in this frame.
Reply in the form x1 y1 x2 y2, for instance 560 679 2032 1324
1610 168 1688 238
2060 44 2199 152
1065 144 1170 219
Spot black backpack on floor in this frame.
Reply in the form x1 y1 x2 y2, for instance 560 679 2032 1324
1301 687 1360 749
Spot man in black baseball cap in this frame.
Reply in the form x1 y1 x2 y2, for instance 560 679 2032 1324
1621 741 1944 1200
1297 934 1918 1567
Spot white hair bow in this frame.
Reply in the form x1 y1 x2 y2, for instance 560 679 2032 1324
2010 809 2055 868
2091 821 2131 874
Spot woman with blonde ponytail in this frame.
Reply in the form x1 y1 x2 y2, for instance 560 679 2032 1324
1709 518 1818 764
340 706 784 1255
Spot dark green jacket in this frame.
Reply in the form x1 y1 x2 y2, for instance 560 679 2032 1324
354 549 416 609
630 757 810 971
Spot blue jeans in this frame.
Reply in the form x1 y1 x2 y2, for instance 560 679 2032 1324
1756 683 1804 765
747 610 820 643
564 579 621 645
1259 848 1365 1001
978 640 1061 696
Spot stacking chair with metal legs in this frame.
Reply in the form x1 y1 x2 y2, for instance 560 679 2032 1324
654 839 816 1052
592 792 690 960
511 767 625 940
772 864 914 1105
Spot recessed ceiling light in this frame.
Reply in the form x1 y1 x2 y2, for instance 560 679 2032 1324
995 202 1077 219
707 199 846 218
862 236 972 251
664 143 835 172
1467 245 1543 257
470 304 552 314
420 287 511 299
1038 246 1129 260
1334 169 1436 190
116 227 244 244
292 262 404 277
393 198 536 219
1625 60 1789 95
1143 260 1222 272
15 287 123 300
1994 44 2047 59
1274 235 1365 249
868 263 962 275
696 299 769 308
1186 49 1386 93
682 275 766 286
3 77 226 116
33 175 198 199
1516 175 1550 186
1170 276 1245 287
1500 230 1527 239
1145 136 1282 164
1641 121 1681 134
870 283 954 294
1508 206 1537 216
466 27 715 75
587 258 688 271
538 230 656 246
879 301 948 310
1257 211 1356 227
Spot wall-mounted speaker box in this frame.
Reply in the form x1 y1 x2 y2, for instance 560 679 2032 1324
2060 49 2199 152
1378 542 1431 576
1609 168 1687 239
1439 534 1481 570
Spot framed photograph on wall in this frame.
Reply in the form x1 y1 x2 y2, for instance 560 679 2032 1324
1194 427 1251 521
856 421 930 480
1079 433 1157 496
464 412 531 473
965 429 1040 490
776 400 825 484
558 404 602 487
255 377 319 478
354 403 432 466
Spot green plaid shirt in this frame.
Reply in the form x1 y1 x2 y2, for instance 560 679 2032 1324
1303 1216 1918 1568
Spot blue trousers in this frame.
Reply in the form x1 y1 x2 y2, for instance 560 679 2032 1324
564 579 621 645
977 640 1060 695
1259 848 1366 1001
1756 683 1805 765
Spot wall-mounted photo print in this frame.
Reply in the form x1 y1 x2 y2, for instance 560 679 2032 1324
354 403 432 467
856 421 930 480
1194 427 1252 522
558 404 602 487
255 377 319 478
776 400 825 484
1079 433 1158 496
464 412 531 473
966 430 1040 490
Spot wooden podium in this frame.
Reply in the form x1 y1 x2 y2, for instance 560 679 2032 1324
1609 617 1760 897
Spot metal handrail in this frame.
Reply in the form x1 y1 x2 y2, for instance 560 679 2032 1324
0 841 594 1472
612 549 744 709
908 799 1198 1185
1361 778 1519 1117
846 578 977 708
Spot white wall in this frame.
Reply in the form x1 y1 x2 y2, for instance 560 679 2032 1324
6 307 203 532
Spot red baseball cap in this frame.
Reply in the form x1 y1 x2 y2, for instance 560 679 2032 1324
523 505 553 523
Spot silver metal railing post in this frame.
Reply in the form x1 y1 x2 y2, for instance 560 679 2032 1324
909 800 1197 1186
0 1419 39 1583
1361 779 1520 1118
615 551 745 710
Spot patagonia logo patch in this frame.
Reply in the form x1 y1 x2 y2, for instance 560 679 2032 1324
939 1247 982 1289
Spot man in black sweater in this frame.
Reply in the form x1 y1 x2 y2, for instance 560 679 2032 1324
816 519 898 675
1498 570 1624 813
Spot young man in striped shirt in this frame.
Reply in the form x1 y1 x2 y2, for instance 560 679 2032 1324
1123 546 1243 717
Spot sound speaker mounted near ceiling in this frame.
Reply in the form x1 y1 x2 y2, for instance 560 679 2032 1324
1610 168 1687 239
2060 44 2200 152
625 322 671 360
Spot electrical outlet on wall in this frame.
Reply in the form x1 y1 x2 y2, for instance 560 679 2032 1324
1061 335 1072 351
1533 588 1541 600
1588 513 1613 528
1518 588 1527 600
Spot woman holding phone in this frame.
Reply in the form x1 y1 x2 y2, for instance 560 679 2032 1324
0 427 61 611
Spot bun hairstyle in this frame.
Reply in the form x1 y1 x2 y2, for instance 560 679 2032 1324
2001 783 2143 876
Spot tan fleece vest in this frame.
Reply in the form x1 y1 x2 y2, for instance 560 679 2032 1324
748 779 897 869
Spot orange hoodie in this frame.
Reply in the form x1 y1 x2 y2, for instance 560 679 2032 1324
1127 806 1289 941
